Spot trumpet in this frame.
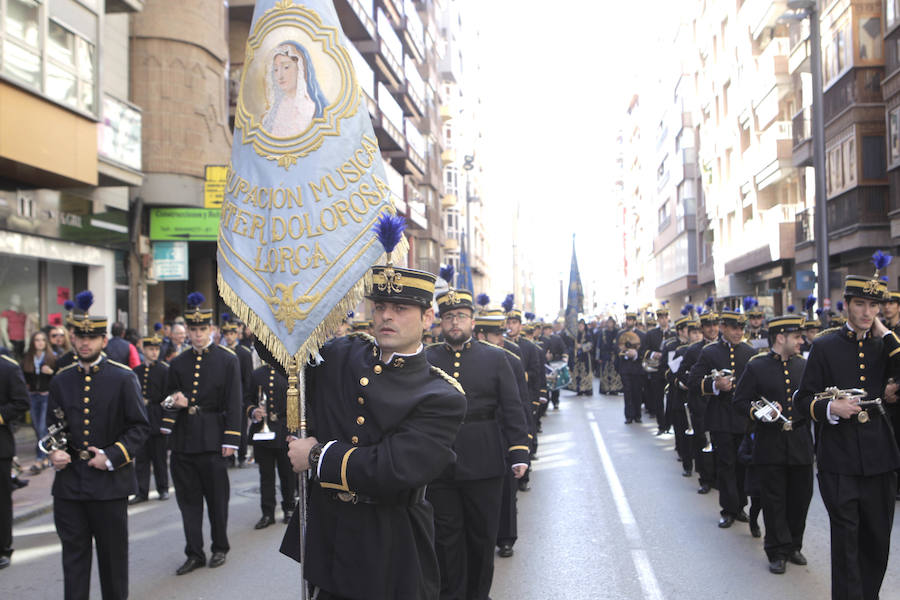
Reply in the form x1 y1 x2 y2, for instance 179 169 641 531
813 387 867 403
252 386 276 442
752 396 793 431
684 402 695 436
710 368 735 383
38 420 69 455
701 431 714 453
642 353 661 373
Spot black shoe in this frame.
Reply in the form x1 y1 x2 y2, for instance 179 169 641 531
128 496 148 506
283 510 294 524
655 430 666 436
552 404 559 410
788 551 807 566
517 480 530 492
682 469 693 477
769 559 786 574
529 454 539 461
634 418 643 423
158 491 170 501
11 477 28 490
750 524 761 538
254 515 275 530
625 419 633 424
208 552 227 568
176 557 205 575
0 555 9 569
498 544 514 558
718 516 734 528
697 485 711 494
735 510 749 523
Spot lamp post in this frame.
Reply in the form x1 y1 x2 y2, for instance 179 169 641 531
462 154 475 274
788 0 829 307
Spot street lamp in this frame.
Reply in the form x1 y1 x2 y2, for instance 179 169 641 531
462 154 475 266
787 0 830 309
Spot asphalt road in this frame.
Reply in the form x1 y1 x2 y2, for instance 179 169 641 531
5 383 900 599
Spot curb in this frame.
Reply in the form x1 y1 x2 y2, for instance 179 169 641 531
13 501 53 525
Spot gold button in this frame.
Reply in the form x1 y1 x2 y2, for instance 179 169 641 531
197 356 202 361
351 436 359 445
84 386 90 391
194 372 200 378
83 398 90 403
85 376 91 382
83 408 89 414
454 362 460 367
83 430 89 435
860 375 866 381
783 370 789 375
84 419 89 425
83 441 88 447
453 372 459 378
360 377 369 386
859 353 865 358
455 352 461 358
785 379 790 384
193 381 199 386
374 365 382 374
860 364 865 369
356 416 365 425
357 396 365 405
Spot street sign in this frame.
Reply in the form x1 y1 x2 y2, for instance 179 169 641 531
149 207 219 241
151 241 189 280
204 165 228 209
796 270 816 290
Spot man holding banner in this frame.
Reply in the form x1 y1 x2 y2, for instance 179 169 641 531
217 2 468 598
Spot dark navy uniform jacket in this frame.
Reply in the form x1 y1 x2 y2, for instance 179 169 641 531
163 343 243 452
645 326 677 378
0 355 29 458
795 326 900 476
616 328 647 376
134 360 168 436
733 352 813 465
247 365 290 448
500 340 533 441
47 357 149 500
427 339 532 480
689 339 756 433
281 334 466 600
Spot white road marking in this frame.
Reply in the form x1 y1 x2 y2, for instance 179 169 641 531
589 418 665 600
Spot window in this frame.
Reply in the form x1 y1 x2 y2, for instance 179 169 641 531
0 1 97 114
862 135 886 180
826 133 861 196
888 106 900 166
823 18 851 84
858 17 883 61
889 0 900 30
658 200 670 232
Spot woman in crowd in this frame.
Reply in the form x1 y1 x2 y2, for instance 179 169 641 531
597 317 623 395
22 331 57 473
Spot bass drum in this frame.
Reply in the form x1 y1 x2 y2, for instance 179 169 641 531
546 360 571 391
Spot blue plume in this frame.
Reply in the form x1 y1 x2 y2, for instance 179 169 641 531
624 304 629 310
805 295 816 311
187 292 205 308
705 296 715 308
439 264 454 283
63 299 75 311
347 311 354 319
872 250 893 271
154 322 163 332
661 300 669 306
816 309 823 316
742 296 755 312
374 213 406 255
836 301 844 312
685 303 694 313
525 311 535 321
476 293 490 307
222 313 231 323
502 294 514 313
881 275 890 282
681 307 689 316
75 291 94 312
787 304 795 313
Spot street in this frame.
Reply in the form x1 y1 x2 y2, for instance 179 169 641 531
6 383 900 599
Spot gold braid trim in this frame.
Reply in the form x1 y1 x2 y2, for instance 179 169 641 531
430 366 465 395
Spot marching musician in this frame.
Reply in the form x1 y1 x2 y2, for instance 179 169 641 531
795 259 900 600
664 310 698 477
645 305 677 435
617 309 647 425
506 308 545 469
688 309 756 527
131 325 170 504
247 363 295 529
47 291 149 599
732 314 814 575
220 314 254 468
162 293 243 575
743 297 769 354
280 252 466 600
0 348 29 569
541 322 567 410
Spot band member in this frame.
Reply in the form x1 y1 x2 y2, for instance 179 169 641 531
800 313 822 359
0 352 29 569
131 325 170 504
618 309 647 424
248 364 295 528
47 291 149 599
744 297 769 354
795 260 900 600
541 322 568 410
733 314 814 574
163 292 242 575
220 314 254 467
426 289 530 600
645 305 676 434
689 309 756 527
517 317 548 444
665 311 698 476
281 255 466 600
884 291 900 335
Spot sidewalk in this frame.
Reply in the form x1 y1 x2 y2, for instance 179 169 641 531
11 427 55 524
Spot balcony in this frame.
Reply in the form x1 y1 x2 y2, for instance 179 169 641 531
744 0 789 43
386 117 425 178
378 0 403 28
827 186 888 233
106 0 144 12
399 0 425 64
439 104 453 121
753 37 790 110
824 68 883 125
374 83 406 151
441 148 456 166
357 9 404 89
441 194 457 208
791 107 812 167
333 0 376 42
393 61 425 118
754 121 793 191
443 237 459 251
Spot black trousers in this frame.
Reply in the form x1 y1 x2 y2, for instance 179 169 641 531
238 415 249 462
688 396 715 486
428 476 504 600
647 376 667 431
756 464 813 561
135 435 169 498
0 457 11 558
496 470 518 547
818 470 896 600
711 431 746 517
171 451 230 560
548 389 559 408
54 497 128 600
621 373 645 421
670 405 693 470
254 444 296 518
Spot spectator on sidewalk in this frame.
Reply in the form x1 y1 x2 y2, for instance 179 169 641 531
1 352 29 569
22 332 56 473
106 322 141 369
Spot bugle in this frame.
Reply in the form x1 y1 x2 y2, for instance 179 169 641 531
684 402 695 436
751 396 793 431
701 431 714 453
252 386 276 442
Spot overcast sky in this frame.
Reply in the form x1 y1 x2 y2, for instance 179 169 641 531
461 0 679 318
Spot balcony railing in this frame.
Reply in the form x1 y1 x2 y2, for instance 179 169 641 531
795 207 814 244
792 107 811 148
827 187 888 232
824 68 883 124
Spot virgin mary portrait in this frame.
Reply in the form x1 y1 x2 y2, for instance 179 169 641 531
261 41 329 138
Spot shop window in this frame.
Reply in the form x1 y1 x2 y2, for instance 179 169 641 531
0 254 39 359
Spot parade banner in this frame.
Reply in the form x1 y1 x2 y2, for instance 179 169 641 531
564 236 584 338
218 0 406 370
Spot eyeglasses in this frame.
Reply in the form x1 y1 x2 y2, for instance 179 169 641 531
50 333 64 338
441 313 472 323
